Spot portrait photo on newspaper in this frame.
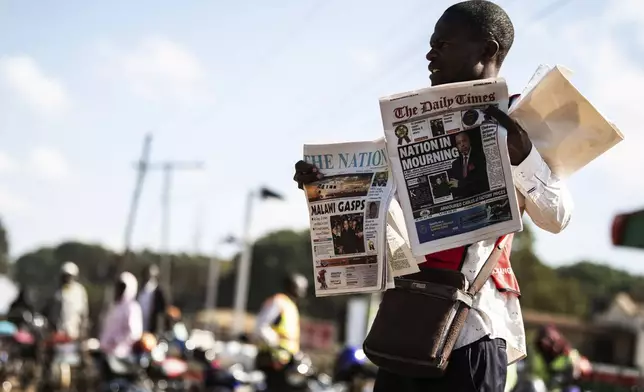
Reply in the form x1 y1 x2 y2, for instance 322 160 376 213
402 122 515 241
331 213 365 255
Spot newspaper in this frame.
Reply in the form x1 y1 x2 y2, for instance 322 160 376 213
303 139 395 297
386 198 423 277
379 78 523 256
509 65 624 177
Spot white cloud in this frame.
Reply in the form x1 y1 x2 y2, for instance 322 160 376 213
0 55 70 115
28 147 70 181
0 152 17 174
101 36 208 103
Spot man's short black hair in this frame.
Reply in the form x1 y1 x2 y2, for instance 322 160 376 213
444 0 515 64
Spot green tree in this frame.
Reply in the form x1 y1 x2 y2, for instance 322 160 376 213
511 223 589 317
216 229 348 321
557 261 644 310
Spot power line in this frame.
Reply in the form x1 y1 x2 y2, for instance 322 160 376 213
295 0 572 133
291 33 426 133
158 0 430 137
158 0 333 135
530 0 574 22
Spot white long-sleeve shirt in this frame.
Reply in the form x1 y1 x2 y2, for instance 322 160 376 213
452 146 573 363
100 272 143 358
254 298 282 348
57 282 88 340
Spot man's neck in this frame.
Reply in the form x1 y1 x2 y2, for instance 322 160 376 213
479 65 499 81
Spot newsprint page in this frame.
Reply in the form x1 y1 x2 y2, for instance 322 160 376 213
303 139 394 297
379 78 522 256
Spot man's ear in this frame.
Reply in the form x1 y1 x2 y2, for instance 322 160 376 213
482 39 500 62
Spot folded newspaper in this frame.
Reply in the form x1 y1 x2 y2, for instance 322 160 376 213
379 78 523 256
302 139 397 297
509 64 624 177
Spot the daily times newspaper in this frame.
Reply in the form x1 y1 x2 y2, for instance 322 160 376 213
379 78 522 256
302 139 396 297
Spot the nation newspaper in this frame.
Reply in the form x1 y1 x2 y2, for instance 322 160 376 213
303 139 394 297
379 78 522 256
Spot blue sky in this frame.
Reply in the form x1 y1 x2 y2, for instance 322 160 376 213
1 0 643 273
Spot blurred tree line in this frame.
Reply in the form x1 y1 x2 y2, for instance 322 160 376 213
2 216 644 333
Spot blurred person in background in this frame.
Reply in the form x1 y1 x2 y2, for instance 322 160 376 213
533 324 591 391
7 287 35 327
505 362 518 392
100 272 143 358
137 263 169 336
253 273 309 392
44 262 89 341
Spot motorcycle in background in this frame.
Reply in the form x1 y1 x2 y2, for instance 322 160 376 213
89 335 155 392
0 311 48 391
511 359 547 392
332 347 376 392
39 330 86 392
284 352 336 392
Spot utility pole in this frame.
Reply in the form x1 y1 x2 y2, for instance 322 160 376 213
122 133 154 269
231 187 284 337
147 160 205 293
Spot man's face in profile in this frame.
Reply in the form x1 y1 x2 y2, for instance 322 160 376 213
456 133 471 155
426 14 485 86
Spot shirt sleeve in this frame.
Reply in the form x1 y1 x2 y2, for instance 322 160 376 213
512 146 573 234
253 299 281 347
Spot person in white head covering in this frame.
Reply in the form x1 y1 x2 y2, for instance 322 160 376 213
44 261 89 341
99 272 143 358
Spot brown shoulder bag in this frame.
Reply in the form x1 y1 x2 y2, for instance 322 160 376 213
363 236 509 378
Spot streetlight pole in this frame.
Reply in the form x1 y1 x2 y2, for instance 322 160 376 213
205 235 238 310
160 164 172 289
231 190 255 337
230 186 284 337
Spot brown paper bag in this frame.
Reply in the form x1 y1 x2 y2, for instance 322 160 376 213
509 65 623 177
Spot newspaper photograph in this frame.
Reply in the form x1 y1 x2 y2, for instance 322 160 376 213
303 138 394 297
379 78 522 256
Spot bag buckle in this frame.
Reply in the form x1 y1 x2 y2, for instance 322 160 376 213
454 290 473 308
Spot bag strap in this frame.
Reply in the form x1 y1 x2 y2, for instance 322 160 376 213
467 235 511 295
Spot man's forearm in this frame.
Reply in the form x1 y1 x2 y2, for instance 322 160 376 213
512 146 573 233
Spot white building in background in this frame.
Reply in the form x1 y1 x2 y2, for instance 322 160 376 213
594 292 644 369
0 274 18 314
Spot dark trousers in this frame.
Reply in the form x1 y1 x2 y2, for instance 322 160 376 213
373 337 507 392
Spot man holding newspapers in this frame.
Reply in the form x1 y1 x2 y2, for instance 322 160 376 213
294 1 573 391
